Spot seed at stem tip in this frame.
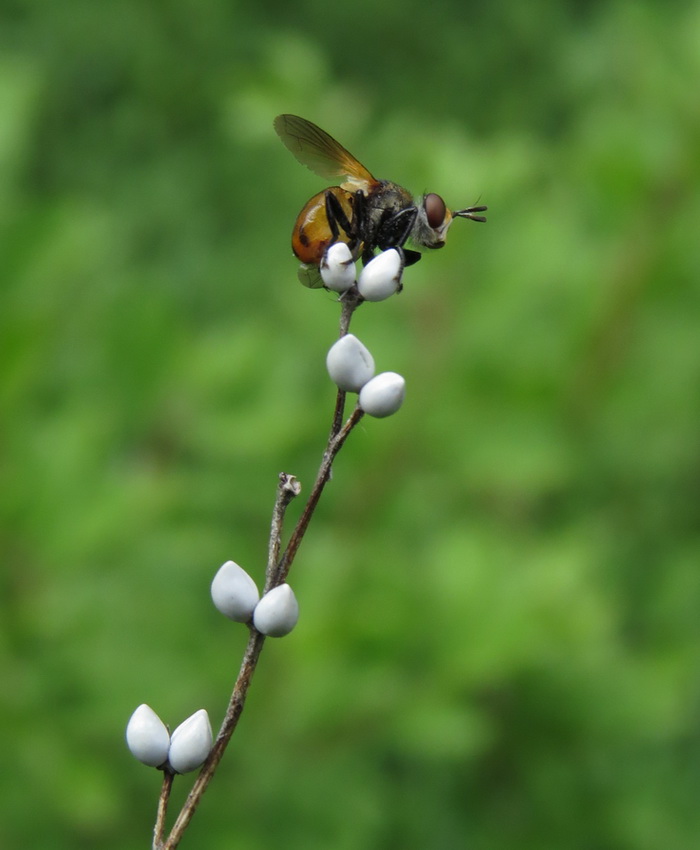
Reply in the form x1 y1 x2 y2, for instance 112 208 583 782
326 334 375 392
211 560 260 622
253 584 299 637
168 709 213 774
126 704 170 768
321 243 356 292
358 372 406 417
357 249 403 301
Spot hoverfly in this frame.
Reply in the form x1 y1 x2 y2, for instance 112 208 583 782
274 114 486 287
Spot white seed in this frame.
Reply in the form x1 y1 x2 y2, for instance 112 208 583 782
358 372 406 418
126 704 170 767
357 249 403 301
326 334 375 392
253 584 299 637
211 560 260 622
320 243 356 292
168 709 213 774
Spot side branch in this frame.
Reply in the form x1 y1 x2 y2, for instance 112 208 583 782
275 405 364 585
265 473 301 592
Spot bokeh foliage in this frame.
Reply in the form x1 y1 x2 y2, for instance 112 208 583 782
1 1 699 848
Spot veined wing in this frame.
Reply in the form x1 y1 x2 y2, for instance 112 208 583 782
274 114 377 191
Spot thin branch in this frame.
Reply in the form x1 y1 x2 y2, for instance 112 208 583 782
162 472 301 848
339 286 362 337
329 388 347 445
330 286 362 440
264 473 301 592
153 770 174 850
275 405 365 586
162 628 266 849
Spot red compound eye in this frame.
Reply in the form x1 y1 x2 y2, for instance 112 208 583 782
424 193 447 229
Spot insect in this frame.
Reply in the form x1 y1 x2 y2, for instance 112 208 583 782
274 113 486 286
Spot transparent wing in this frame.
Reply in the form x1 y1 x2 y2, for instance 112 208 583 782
274 114 377 191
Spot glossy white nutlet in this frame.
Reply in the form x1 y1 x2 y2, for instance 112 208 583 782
126 704 170 767
168 709 213 774
320 242 356 293
358 372 406 418
253 584 299 637
357 249 403 302
326 334 375 392
211 560 260 622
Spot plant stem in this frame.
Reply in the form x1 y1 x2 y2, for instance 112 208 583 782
339 286 362 337
153 770 174 850
159 297 364 848
265 473 302 593
162 628 266 849
330 287 362 439
274 405 364 586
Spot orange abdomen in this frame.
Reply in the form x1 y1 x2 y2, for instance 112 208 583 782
291 186 356 265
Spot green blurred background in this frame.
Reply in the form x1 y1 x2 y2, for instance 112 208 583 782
2 1 699 848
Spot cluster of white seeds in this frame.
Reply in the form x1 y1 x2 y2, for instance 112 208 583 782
126 562 299 771
321 244 407 417
126 704 213 774
327 334 405 417
320 243 404 302
210 560 299 637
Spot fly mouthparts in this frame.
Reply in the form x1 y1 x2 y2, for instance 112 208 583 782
454 205 487 223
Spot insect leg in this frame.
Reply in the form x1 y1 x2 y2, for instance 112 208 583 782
401 249 422 267
324 190 354 243
376 207 418 251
